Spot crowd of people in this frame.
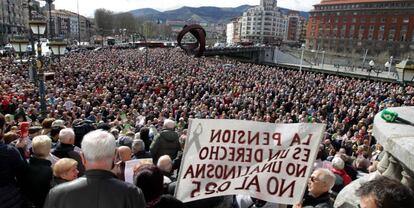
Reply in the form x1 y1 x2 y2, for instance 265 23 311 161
1 47 414 208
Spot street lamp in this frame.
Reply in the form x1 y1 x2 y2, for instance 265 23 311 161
321 50 326 69
29 19 48 118
369 60 375 78
299 43 305 73
42 0 54 40
385 61 391 76
10 37 29 61
387 56 394 77
48 40 67 62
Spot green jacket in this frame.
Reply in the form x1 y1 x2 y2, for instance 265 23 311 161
150 129 181 164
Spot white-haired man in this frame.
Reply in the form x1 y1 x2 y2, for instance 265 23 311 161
52 128 85 176
294 168 336 208
150 119 180 164
44 130 146 208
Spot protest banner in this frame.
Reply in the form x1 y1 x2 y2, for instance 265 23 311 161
175 119 325 205
124 158 153 184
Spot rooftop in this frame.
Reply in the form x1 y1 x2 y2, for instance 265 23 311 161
319 0 403 5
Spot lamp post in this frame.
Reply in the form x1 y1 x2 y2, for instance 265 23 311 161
299 43 305 73
48 40 67 62
10 37 29 61
321 50 326 69
387 56 393 77
385 61 391 77
43 0 54 40
369 60 375 78
29 19 48 118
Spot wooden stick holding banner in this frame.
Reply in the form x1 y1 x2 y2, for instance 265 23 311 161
175 119 325 205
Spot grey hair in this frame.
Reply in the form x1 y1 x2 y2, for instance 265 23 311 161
132 139 145 153
316 168 336 190
163 119 176 129
59 128 75 144
81 130 116 163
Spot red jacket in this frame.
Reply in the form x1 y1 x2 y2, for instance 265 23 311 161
332 168 352 186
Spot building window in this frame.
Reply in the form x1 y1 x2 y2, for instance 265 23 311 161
378 32 384 40
361 17 366 23
368 34 373 40
401 34 406 41
370 17 376 23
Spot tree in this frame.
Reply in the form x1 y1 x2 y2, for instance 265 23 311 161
93 8 173 40
114 12 140 33
377 51 391 68
94 8 115 35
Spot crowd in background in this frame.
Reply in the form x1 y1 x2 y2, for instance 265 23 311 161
1 47 414 208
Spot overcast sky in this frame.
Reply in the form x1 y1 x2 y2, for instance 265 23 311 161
52 0 320 17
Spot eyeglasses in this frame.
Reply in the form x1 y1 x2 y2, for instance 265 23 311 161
310 176 319 183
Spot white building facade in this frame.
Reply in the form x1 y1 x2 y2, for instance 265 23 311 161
226 22 234 46
241 0 288 44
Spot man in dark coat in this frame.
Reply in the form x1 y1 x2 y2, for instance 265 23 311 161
21 135 53 208
150 119 180 164
0 113 27 208
52 128 85 176
44 130 146 208
132 139 152 159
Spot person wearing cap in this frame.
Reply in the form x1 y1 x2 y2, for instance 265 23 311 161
51 119 65 129
29 126 43 137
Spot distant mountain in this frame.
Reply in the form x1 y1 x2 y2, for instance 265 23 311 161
129 5 309 24
129 8 162 17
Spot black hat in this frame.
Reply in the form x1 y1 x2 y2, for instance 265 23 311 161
29 126 42 134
